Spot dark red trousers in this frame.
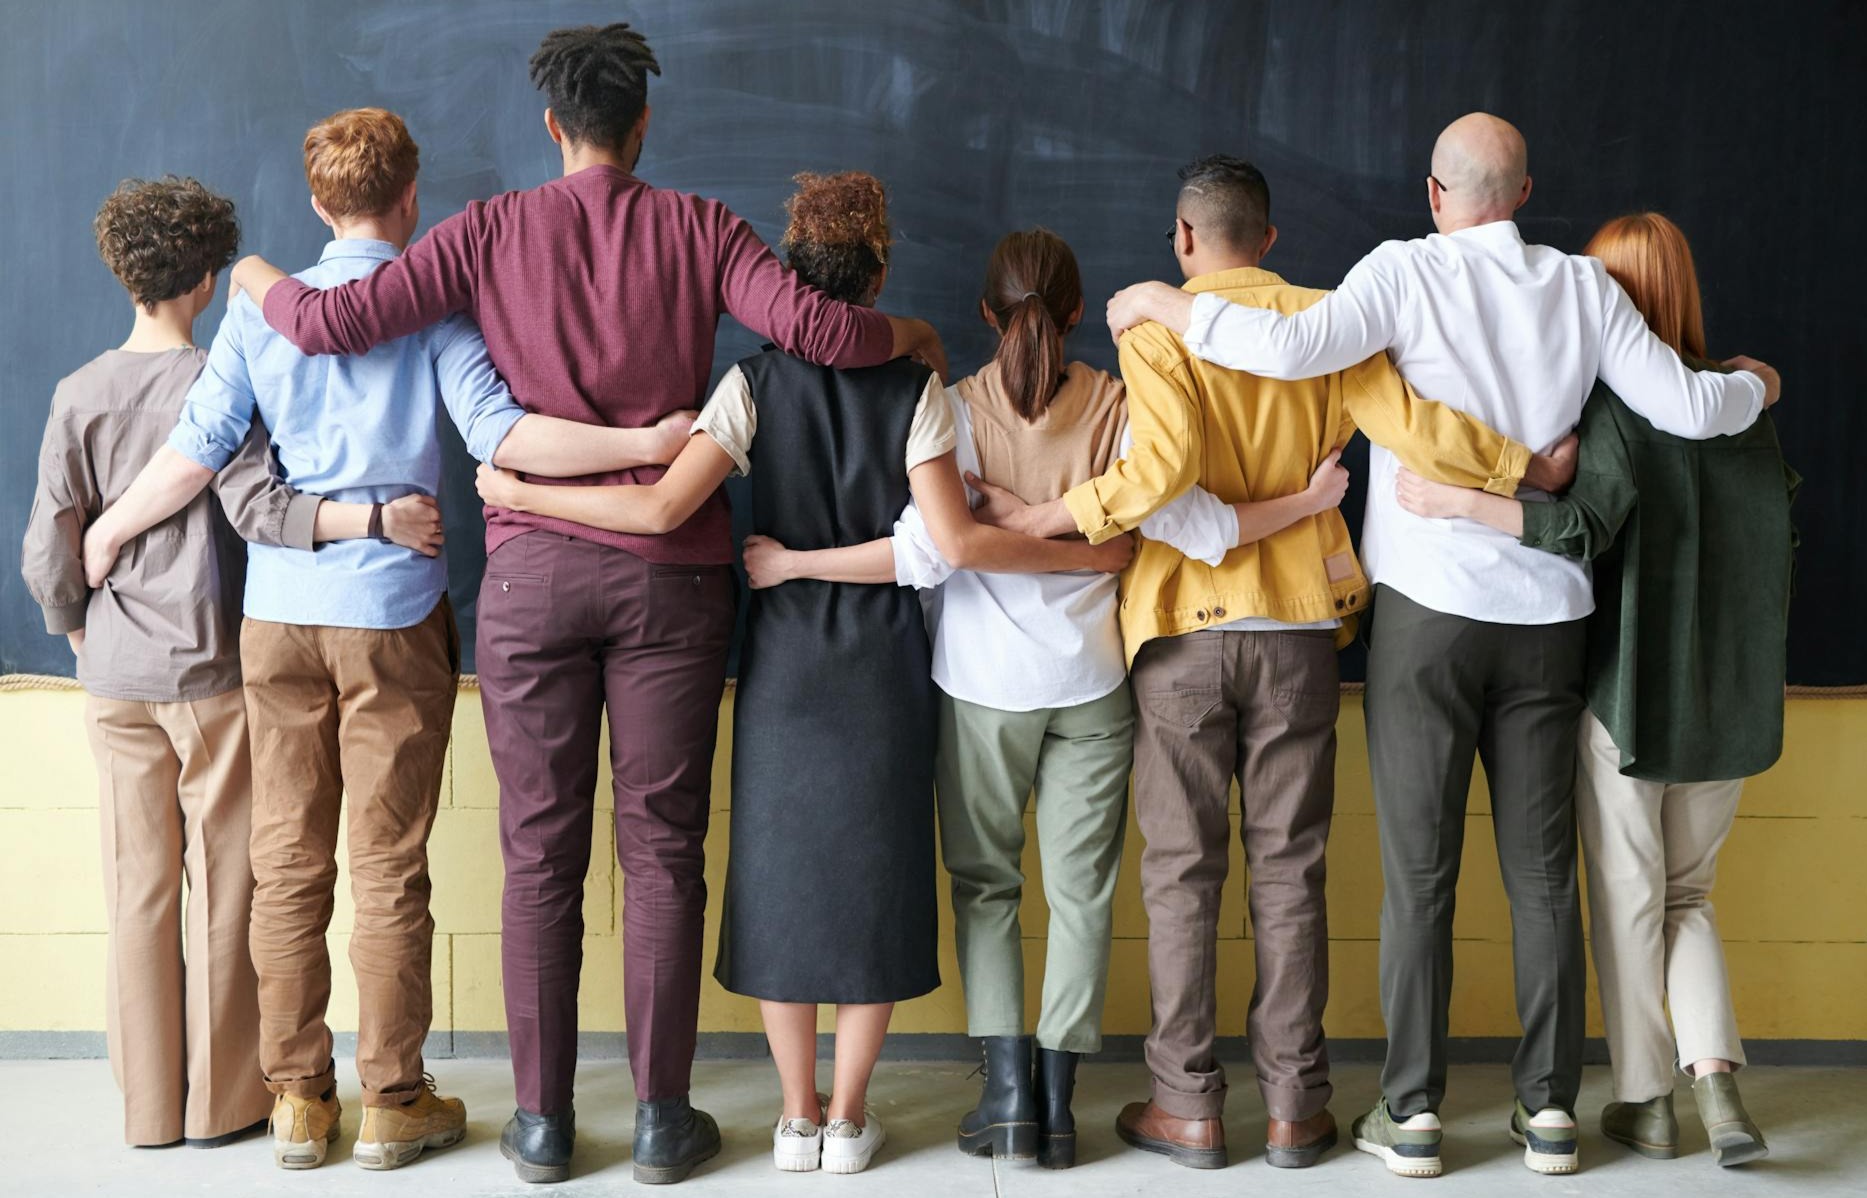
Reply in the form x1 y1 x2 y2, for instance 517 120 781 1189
476 532 734 1113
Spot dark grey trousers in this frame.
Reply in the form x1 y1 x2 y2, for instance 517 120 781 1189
1365 585 1587 1118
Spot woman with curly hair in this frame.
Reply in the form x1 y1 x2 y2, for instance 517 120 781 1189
476 171 1132 1175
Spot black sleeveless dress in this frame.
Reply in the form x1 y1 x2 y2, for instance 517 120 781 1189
712 349 941 1004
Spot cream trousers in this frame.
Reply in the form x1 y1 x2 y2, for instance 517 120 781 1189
1574 710 1746 1102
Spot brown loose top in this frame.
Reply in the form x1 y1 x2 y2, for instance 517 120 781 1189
21 347 319 701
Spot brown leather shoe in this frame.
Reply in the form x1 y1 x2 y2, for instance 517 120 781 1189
1266 1108 1338 1169
1115 1100 1227 1170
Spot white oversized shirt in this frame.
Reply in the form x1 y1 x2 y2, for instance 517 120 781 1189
1182 220 1765 624
891 387 1236 711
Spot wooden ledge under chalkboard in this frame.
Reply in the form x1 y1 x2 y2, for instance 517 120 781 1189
3 675 1865 700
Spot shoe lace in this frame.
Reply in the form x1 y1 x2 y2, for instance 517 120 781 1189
966 1045 988 1082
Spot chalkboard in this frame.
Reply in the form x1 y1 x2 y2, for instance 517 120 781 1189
4 0 1862 684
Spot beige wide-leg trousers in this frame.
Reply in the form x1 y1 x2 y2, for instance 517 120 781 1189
84 688 271 1146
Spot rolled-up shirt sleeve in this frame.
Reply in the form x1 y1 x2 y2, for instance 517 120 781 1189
692 365 758 477
169 300 259 474
890 501 954 590
431 314 527 464
178 301 321 550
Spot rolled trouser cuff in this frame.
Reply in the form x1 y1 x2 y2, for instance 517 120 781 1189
1260 1077 1333 1123
267 1059 337 1101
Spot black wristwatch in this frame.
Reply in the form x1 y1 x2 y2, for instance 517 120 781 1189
368 501 387 542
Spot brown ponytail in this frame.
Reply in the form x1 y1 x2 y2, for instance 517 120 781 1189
982 228 1081 421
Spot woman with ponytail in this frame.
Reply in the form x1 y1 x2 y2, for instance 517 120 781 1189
477 179 1133 1178
743 228 1245 1169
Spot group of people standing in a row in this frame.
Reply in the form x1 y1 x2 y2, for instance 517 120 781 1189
23 19 1795 1187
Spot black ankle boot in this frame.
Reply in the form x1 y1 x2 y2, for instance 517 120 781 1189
501 1107 575 1184
1036 1048 1080 1168
957 1035 1038 1159
632 1096 720 1185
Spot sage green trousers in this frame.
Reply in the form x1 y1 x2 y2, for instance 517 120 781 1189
936 685 1134 1052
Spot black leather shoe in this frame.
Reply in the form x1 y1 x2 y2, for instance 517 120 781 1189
957 1035 1038 1159
632 1097 720 1184
501 1107 575 1184
1036 1048 1079 1168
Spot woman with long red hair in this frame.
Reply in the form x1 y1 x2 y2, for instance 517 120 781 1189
1396 212 1794 1169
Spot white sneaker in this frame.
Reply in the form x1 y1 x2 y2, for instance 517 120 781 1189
822 1114 885 1175
1510 1104 1579 1175
773 1113 822 1172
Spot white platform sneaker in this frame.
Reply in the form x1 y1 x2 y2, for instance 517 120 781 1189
773 1113 823 1172
822 1114 885 1174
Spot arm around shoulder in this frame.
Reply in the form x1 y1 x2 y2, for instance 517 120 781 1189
251 208 480 355
1594 272 1772 438
1060 331 1203 541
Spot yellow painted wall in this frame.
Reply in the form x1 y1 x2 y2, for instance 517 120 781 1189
2 684 1862 1041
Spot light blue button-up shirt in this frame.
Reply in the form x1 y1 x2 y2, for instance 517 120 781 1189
169 239 525 629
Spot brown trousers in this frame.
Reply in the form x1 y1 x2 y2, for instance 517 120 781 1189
1130 629 1337 1123
242 599 458 1107
85 688 272 1145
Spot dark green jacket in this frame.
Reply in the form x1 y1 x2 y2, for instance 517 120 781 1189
1520 371 1797 783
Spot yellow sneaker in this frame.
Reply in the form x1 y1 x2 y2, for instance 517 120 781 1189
353 1074 467 1170
271 1091 342 1170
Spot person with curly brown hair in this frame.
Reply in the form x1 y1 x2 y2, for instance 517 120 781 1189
19 176 436 1151
474 170 1132 1177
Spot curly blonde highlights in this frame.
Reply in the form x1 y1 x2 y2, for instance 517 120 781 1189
93 176 240 311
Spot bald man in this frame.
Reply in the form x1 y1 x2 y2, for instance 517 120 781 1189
1103 113 1780 1180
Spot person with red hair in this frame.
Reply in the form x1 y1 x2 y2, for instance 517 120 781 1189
1395 212 1793 1169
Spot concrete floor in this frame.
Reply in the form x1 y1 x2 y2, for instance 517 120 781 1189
2 1057 1860 1196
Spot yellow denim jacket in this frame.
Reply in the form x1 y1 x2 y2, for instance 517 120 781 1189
1063 267 1529 661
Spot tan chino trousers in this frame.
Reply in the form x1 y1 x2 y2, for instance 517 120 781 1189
84 688 272 1145
243 599 458 1108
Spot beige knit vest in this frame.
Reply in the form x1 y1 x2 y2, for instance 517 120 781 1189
956 359 1127 504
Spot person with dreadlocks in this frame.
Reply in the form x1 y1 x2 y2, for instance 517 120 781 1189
231 24 948 1186
474 171 1134 1176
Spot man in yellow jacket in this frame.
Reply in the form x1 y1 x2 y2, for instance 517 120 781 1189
971 155 1573 1173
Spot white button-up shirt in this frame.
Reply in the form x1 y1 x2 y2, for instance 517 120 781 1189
1182 220 1765 625
891 387 1237 712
